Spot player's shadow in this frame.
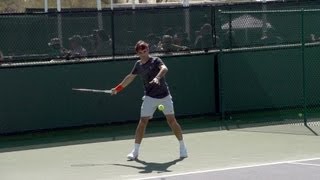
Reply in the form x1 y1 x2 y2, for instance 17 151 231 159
112 158 185 174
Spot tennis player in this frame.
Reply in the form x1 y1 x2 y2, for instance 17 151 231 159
111 40 188 160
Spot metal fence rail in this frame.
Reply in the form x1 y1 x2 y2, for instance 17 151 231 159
0 1 319 64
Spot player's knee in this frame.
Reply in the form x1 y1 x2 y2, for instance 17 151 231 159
139 118 149 126
166 118 177 126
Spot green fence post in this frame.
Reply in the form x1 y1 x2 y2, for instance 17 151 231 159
111 10 115 58
301 8 307 125
217 9 225 122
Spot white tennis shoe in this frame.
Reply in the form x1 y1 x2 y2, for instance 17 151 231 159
180 147 188 158
127 150 139 160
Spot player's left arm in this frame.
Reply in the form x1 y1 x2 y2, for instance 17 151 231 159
149 64 168 85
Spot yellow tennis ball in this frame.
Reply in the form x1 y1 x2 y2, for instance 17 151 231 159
158 104 165 111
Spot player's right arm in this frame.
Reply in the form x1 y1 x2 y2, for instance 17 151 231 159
111 73 137 95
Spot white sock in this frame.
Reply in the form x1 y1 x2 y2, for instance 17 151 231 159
179 140 186 149
134 143 140 152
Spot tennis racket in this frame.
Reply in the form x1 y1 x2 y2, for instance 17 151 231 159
72 88 112 94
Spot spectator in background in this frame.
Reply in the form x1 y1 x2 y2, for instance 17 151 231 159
48 37 68 59
81 35 95 56
259 28 283 45
174 32 191 47
92 29 112 56
164 27 175 37
158 35 189 53
221 29 236 48
194 23 215 52
67 35 88 59
310 34 318 42
0 50 4 63
146 33 160 52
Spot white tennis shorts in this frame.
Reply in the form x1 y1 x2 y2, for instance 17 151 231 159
140 95 174 118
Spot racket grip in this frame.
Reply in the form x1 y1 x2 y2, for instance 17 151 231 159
115 84 124 92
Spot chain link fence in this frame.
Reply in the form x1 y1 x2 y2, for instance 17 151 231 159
218 8 320 135
0 1 319 63
0 6 217 62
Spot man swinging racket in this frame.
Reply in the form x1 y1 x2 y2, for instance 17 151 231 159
111 40 188 160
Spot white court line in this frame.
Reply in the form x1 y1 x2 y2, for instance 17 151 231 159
289 162 320 167
130 157 320 180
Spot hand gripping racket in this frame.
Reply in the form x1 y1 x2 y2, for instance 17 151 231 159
72 88 112 94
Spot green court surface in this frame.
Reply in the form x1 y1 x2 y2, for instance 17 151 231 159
1 116 320 180
0 116 224 151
